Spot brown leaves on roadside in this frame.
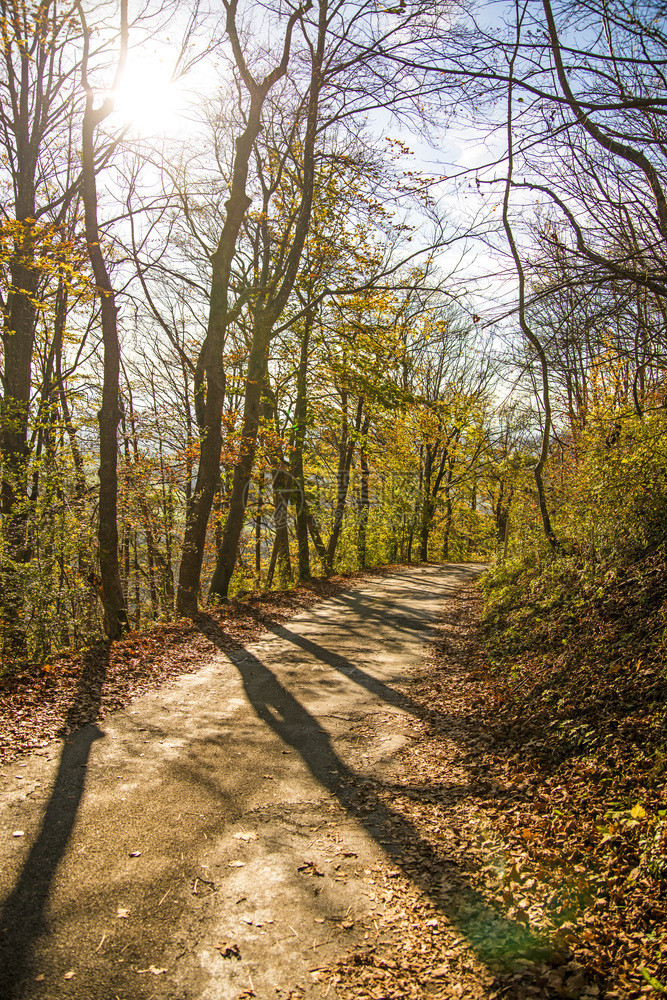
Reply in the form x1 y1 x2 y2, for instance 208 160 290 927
297 861 325 877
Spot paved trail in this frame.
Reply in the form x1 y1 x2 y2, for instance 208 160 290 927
0 563 483 1000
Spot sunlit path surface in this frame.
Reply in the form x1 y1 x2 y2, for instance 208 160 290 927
0 564 488 1000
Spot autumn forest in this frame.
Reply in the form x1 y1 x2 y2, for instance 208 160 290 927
3 1 667 996
0 0 664 658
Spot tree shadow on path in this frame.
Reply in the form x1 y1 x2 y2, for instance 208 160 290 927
197 612 554 974
261 622 423 717
0 643 108 998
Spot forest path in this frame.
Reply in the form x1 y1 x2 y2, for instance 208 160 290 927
0 563 483 1000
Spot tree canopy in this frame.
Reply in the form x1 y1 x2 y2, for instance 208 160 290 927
0 0 664 662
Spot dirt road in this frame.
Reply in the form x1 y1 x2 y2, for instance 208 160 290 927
0 563 483 1000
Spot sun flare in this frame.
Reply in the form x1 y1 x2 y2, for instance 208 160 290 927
111 58 187 135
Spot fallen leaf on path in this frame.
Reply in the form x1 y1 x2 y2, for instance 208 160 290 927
228 860 246 868
137 965 168 975
116 907 130 918
64 971 75 980
297 861 324 876
233 831 257 841
129 851 141 857
217 940 241 959
35 974 44 982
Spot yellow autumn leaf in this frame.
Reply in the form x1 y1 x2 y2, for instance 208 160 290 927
631 804 646 820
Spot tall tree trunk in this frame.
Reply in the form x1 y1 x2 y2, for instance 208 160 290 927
440 457 455 561
152 383 174 611
255 475 263 582
0 171 38 657
176 2 306 614
208 329 270 600
263 383 292 590
323 395 363 573
121 407 131 605
502 27 557 550
207 1 327 602
79 1 129 639
419 446 433 562
126 393 158 617
291 306 313 581
266 465 292 589
55 282 86 502
467 475 477 557
357 415 370 570
441 492 453 561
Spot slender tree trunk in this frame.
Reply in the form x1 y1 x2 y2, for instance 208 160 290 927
207 1 326 602
208 329 270 600
152 385 174 611
440 457 456 561
357 415 370 569
266 465 292 589
419 446 433 562
176 3 306 614
307 511 329 569
291 306 313 580
0 197 38 656
79 4 129 638
126 401 158 617
467 475 477 557
121 407 131 605
441 494 453 561
56 286 87 502
255 475 263 582
322 396 362 573
502 26 557 551
262 383 292 589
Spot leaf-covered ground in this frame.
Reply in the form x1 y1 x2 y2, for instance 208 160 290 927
322 562 667 999
0 569 389 764
3 560 666 998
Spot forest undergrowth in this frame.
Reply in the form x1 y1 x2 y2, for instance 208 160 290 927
476 550 667 996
